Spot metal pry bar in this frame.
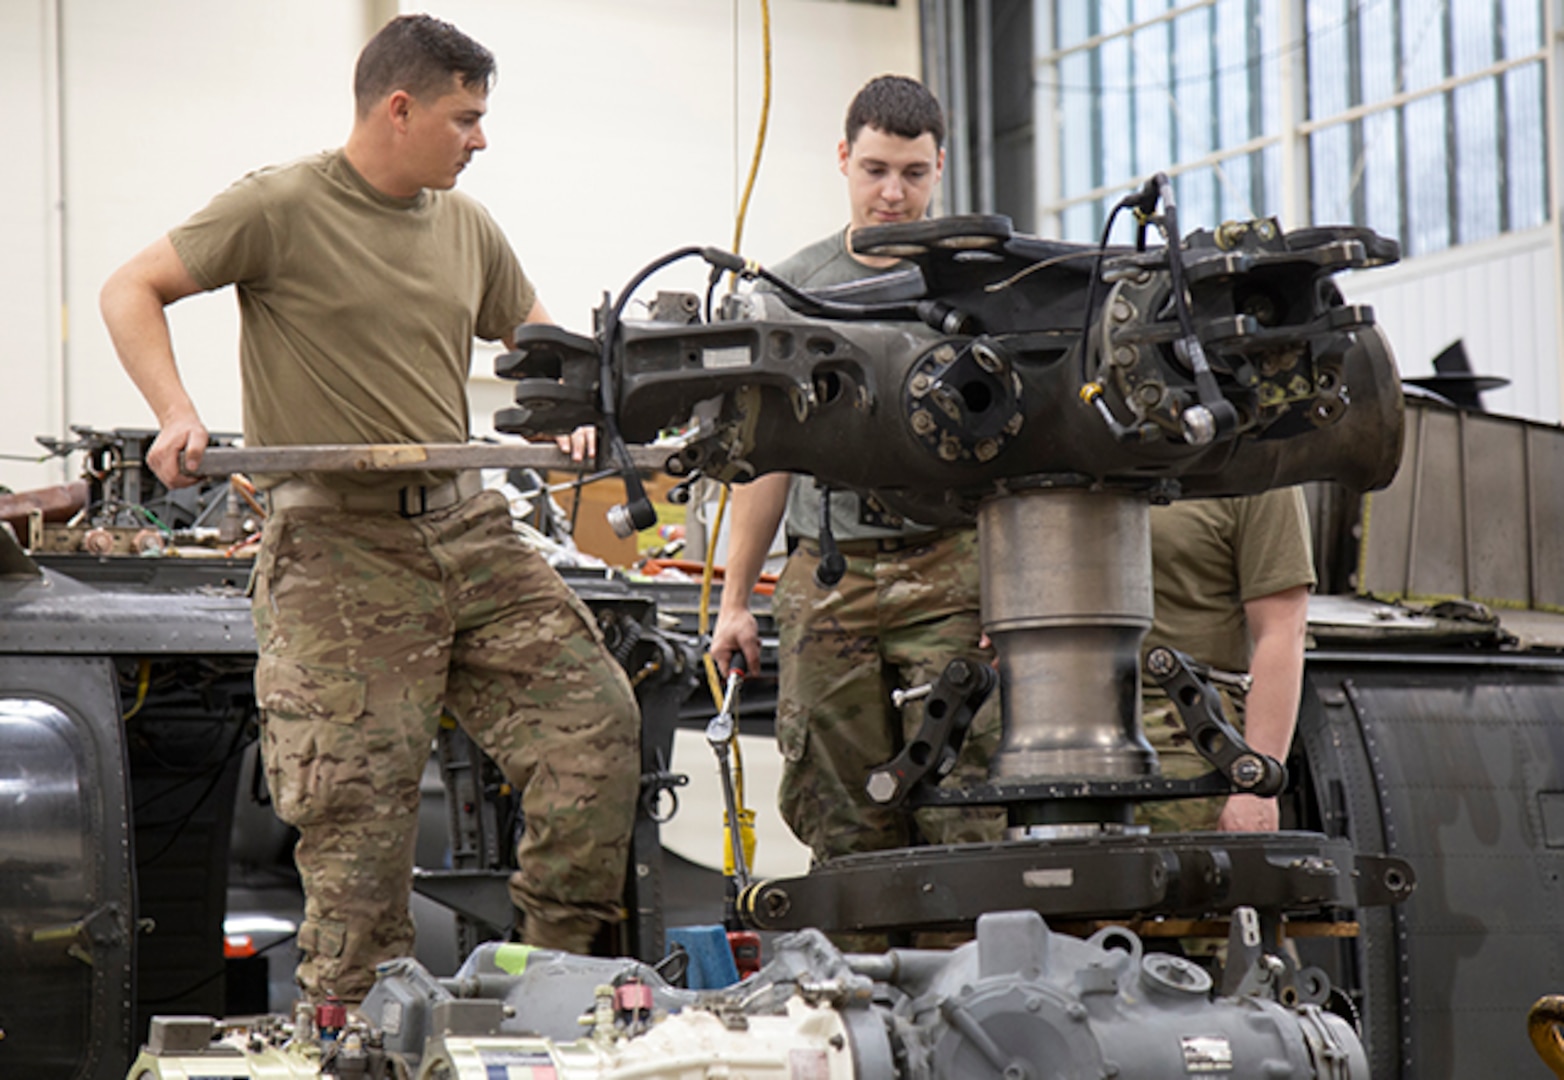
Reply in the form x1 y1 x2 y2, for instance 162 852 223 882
186 442 672 477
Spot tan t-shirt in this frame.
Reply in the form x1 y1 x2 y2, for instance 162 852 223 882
169 149 535 491
1144 488 1316 676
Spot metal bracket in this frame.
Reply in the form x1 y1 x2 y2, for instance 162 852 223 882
1146 645 1286 797
866 658 997 807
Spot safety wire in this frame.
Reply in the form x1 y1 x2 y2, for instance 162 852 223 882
698 0 771 883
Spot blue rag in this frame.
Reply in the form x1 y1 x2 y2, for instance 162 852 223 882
666 924 741 989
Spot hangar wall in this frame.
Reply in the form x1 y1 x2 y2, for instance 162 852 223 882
1341 227 1561 423
1 1 65 493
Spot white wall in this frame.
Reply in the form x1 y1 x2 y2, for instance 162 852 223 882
1 0 62 488
1 0 920 494
1340 227 1561 424
60 0 365 457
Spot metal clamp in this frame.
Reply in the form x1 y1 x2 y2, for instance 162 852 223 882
1145 645 1285 797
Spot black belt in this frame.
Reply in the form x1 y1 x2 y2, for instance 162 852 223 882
792 531 948 557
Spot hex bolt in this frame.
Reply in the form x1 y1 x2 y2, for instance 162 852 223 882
865 771 898 804
1145 647 1175 678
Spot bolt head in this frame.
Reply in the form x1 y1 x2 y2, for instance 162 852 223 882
1231 755 1265 786
865 771 899 804
1145 647 1174 677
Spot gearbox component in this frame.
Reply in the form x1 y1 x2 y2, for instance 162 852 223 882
127 911 1370 1080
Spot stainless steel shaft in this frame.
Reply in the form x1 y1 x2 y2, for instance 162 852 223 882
979 489 1157 780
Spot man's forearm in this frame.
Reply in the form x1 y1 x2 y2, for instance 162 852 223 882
1242 643 1304 763
107 316 198 427
1241 586 1311 762
100 239 212 486
100 245 202 427
718 472 792 613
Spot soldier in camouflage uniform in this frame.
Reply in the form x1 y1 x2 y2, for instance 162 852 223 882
101 16 638 1003
1137 490 1315 834
712 77 1005 874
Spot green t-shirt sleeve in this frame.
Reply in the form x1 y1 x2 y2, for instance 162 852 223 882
473 208 536 342
1233 487 1317 602
167 172 276 291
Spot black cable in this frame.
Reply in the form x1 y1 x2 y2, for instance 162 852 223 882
124 694 236 779
713 247 975 333
598 246 712 534
130 718 252 809
1145 173 1235 442
1076 182 1152 384
751 264 925 322
138 929 300 1006
134 717 255 863
1151 173 1197 344
704 264 722 324
568 461 587 537
813 487 846 588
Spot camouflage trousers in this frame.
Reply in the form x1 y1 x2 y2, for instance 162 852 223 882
772 529 1006 868
1135 684 1245 834
250 490 639 1003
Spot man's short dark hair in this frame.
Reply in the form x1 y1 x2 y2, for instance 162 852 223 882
354 14 495 114
845 75 945 149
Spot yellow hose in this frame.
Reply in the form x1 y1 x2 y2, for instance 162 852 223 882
699 0 772 875
122 659 151 720
699 484 732 710
729 0 772 263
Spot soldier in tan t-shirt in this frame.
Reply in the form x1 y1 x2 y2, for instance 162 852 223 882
1139 488 1316 834
100 15 640 1005
712 78 1005 888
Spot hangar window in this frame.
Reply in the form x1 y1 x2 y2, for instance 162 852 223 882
1039 0 1548 259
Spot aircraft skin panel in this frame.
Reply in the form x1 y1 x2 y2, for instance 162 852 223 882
1307 659 1564 1080
0 656 133 1080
